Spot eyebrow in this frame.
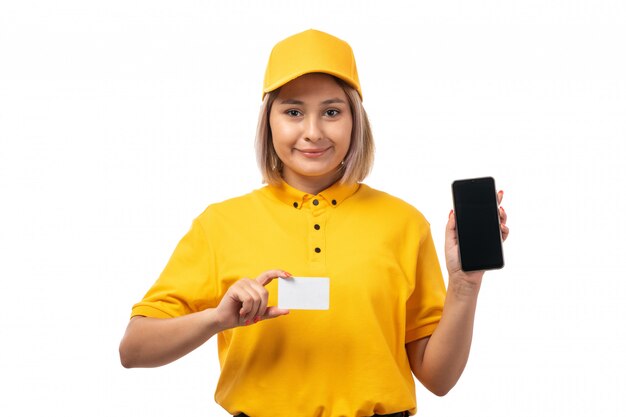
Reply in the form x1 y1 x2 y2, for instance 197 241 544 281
278 98 347 105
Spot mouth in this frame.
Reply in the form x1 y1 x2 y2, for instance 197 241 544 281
296 147 332 158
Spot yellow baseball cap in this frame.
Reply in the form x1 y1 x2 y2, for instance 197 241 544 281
263 29 362 100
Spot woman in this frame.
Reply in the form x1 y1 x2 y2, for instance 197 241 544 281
119 29 509 417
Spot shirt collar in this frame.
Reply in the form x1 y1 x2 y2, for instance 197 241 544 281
265 180 360 209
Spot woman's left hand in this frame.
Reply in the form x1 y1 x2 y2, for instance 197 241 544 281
444 190 509 287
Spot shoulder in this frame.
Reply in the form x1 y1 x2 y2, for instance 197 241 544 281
354 184 430 227
193 189 264 227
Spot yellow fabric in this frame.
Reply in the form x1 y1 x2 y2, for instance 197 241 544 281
132 181 446 417
263 29 362 99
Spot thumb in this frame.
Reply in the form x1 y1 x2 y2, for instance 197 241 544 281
445 210 457 248
261 306 290 320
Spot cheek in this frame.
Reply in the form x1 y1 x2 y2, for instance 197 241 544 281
270 130 295 159
271 131 292 154
270 119 297 146
334 120 353 149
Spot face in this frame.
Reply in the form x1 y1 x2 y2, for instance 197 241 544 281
269 73 352 194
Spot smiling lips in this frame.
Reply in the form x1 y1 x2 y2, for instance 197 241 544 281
296 147 332 158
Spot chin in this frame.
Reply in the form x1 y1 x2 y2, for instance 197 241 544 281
295 165 339 177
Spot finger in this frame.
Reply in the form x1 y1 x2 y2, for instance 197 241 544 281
501 223 510 242
240 283 263 324
237 286 252 320
248 280 269 321
445 210 457 247
447 209 456 230
256 269 292 286
497 190 504 205
261 306 290 320
499 206 508 225
237 285 260 323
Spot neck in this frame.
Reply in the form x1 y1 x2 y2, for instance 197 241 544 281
282 171 342 195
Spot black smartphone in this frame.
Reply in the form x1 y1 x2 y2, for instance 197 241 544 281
452 177 504 271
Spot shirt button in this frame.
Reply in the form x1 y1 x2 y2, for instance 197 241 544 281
314 247 321 253
293 202 298 208
313 199 319 206
314 224 320 230
331 199 337 205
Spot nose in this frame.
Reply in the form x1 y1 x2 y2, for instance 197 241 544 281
304 115 323 142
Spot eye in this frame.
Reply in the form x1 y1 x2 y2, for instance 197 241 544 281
325 109 340 117
286 109 302 117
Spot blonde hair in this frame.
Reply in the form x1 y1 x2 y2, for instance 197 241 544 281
255 77 374 186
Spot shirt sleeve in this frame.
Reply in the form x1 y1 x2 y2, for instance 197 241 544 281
131 217 218 318
405 225 447 343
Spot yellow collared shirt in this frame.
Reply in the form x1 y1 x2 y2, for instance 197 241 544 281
132 181 446 417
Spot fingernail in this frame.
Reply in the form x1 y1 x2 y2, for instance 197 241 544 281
245 320 251 325
449 210 453 218
254 316 260 323
284 271 293 277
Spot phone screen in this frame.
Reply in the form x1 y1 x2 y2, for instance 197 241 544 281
452 177 504 271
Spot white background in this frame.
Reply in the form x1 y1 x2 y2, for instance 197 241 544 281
1 1 625 416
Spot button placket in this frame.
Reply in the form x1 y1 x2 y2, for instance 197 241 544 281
308 197 327 272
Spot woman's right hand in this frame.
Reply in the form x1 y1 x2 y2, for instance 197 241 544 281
119 269 292 368
215 269 292 330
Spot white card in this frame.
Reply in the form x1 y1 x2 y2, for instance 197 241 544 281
278 277 330 310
